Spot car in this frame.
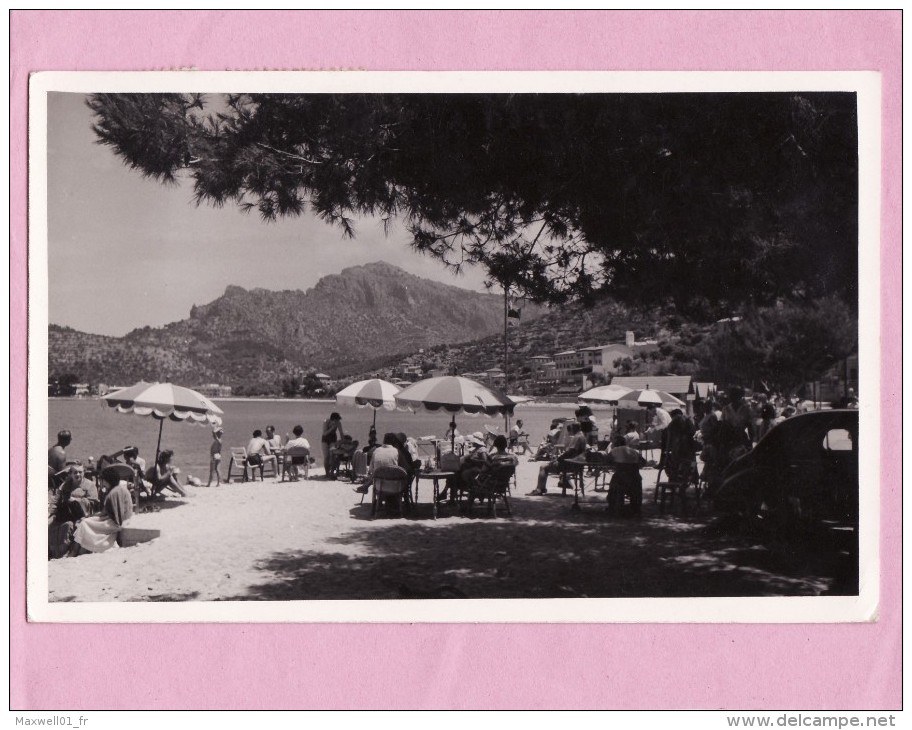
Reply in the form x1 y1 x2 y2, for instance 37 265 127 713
714 409 859 530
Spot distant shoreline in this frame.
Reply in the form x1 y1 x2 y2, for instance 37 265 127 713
48 395 600 409
212 397 337 404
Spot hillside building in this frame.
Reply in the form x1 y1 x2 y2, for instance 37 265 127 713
526 331 666 395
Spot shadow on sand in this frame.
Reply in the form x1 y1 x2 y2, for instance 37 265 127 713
223 489 857 601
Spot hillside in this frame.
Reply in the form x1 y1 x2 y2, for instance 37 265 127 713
354 299 711 388
48 262 544 392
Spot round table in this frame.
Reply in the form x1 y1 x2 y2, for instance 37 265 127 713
414 471 455 520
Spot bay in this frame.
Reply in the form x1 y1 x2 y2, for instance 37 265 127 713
48 398 609 478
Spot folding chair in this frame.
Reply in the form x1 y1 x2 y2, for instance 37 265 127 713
226 448 254 482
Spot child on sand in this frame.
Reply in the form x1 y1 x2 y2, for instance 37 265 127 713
206 427 223 487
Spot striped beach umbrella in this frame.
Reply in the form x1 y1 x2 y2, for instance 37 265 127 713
335 378 402 429
101 380 224 460
395 376 515 451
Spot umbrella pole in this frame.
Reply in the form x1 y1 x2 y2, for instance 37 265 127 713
154 419 164 464
450 416 457 453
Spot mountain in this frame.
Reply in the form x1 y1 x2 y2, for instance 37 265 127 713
48 262 543 392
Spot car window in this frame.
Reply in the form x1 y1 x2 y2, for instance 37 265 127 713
823 428 854 451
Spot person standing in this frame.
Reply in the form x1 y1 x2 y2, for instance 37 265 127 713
321 412 345 479
206 427 224 487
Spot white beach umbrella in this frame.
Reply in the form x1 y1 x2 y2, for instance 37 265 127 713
578 384 634 403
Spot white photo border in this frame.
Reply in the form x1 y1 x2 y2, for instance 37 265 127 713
27 70 881 624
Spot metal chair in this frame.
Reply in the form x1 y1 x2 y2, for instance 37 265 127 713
464 463 515 517
371 465 412 518
334 440 359 481
656 461 701 516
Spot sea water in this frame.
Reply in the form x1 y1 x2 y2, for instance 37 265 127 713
48 398 608 478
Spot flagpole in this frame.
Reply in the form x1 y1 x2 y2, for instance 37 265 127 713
504 284 510 433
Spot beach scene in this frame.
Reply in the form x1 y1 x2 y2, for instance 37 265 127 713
40 84 862 607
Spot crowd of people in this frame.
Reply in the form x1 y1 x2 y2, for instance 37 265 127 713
47 385 851 555
519 385 839 515
47 429 156 558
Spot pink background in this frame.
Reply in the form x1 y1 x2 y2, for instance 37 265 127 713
11 11 901 709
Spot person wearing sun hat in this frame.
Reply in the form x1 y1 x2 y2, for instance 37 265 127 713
206 426 224 488
439 431 489 502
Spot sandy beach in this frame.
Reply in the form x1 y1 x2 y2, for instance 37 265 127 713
48 458 851 602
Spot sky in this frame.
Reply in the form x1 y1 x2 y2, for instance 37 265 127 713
46 92 490 336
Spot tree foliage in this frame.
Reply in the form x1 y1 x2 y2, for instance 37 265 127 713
695 298 858 392
87 92 858 313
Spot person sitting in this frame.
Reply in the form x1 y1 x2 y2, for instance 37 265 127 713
509 419 531 454
529 420 588 496
246 429 278 478
48 477 76 559
145 449 188 498
576 406 600 447
462 435 519 505
755 403 778 443
120 445 152 497
122 445 146 474
59 462 100 519
48 429 72 489
264 425 283 451
71 477 135 555
482 435 519 478
605 435 646 517
329 434 360 480
444 424 462 445
624 421 642 448
840 388 859 409
394 432 422 479
284 425 313 481
438 432 488 502
354 432 405 494
531 418 569 461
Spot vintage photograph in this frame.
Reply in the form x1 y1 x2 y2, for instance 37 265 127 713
30 73 877 620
